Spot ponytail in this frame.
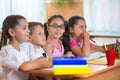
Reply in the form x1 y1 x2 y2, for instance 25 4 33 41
44 22 49 39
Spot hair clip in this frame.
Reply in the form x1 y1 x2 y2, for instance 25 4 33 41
66 20 69 23
46 21 48 24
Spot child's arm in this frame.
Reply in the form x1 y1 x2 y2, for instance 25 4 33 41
19 56 52 72
64 51 75 57
90 44 105 53
43 43 53 58
71 31 90 56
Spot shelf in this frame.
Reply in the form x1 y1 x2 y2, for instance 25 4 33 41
90 32 120 38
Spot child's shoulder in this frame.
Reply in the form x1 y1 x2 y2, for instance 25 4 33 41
21 42 34 48
20 42 34 51
0 44 10 56
0 44 19 57
21 42 33 46
0 44 13 52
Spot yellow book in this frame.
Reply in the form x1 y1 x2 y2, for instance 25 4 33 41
54 67 91 75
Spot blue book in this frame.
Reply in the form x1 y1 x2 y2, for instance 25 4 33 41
52 56 87 65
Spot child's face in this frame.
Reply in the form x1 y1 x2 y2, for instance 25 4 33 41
48 18 65 39
70 19 86 39
30 25 46 46
13 19 30 42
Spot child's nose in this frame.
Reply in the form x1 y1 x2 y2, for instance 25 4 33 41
56 27 61 30
26 28 30 34
28 29 30 33
42 34 45 38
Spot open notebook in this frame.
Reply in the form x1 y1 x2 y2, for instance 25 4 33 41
86 52 107 65
87 52 120 65
86 52 106 60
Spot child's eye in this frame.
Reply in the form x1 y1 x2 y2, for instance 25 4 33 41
38 32 42 35
23 27 26 30
79 26 83 29
79 26 87 29
20 25 26 30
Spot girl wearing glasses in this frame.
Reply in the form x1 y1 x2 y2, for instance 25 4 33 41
44 15 73 59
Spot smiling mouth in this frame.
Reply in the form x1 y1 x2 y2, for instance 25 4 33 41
55 32 61 35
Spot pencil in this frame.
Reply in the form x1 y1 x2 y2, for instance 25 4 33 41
103 43 108 51
90 38 96 43
113 44 116 50
116 39 119 50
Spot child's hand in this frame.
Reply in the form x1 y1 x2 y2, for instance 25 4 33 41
83 30 90 38
64 51 75 57
80 31 89 39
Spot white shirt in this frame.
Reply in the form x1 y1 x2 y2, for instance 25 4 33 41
0 42 44 80
31 46 45 60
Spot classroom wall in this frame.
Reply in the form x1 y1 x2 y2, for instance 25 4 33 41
46 0 83 20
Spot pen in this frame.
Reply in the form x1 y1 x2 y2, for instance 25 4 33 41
90 38 96 43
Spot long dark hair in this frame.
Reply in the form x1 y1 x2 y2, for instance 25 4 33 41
44 15 65 39
0 15 26 49
62 16 85 54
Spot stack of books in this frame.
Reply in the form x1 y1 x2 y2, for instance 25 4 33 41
52 56 91 75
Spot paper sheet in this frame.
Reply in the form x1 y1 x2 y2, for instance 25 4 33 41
86 52 106 60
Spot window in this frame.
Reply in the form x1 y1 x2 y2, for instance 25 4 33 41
0 0 46 31
83 0 120 37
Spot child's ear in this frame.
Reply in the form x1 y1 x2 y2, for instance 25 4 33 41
8 28 15 37
70 27 73 33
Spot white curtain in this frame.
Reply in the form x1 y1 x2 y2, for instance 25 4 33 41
83 0 120 35
0 0 46 31
0 0 11 32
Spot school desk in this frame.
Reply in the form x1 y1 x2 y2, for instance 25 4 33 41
29 62 120 80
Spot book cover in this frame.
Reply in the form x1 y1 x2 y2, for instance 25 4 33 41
54 67 91 75
52 56 87 65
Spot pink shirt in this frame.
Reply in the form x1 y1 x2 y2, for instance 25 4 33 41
70 37 92 48
46 40 64 58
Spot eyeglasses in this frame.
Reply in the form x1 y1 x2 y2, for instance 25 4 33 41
49 24 65 29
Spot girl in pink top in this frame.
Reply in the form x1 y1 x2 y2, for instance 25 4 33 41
45 40 64 58
43 15 73 58
62 16 105 56
70 37 93 49
62 16 90 56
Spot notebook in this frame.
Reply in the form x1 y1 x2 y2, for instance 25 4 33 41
86 52 106 60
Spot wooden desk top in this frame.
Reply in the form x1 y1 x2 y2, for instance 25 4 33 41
29 63 120 78
29 56 120 80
